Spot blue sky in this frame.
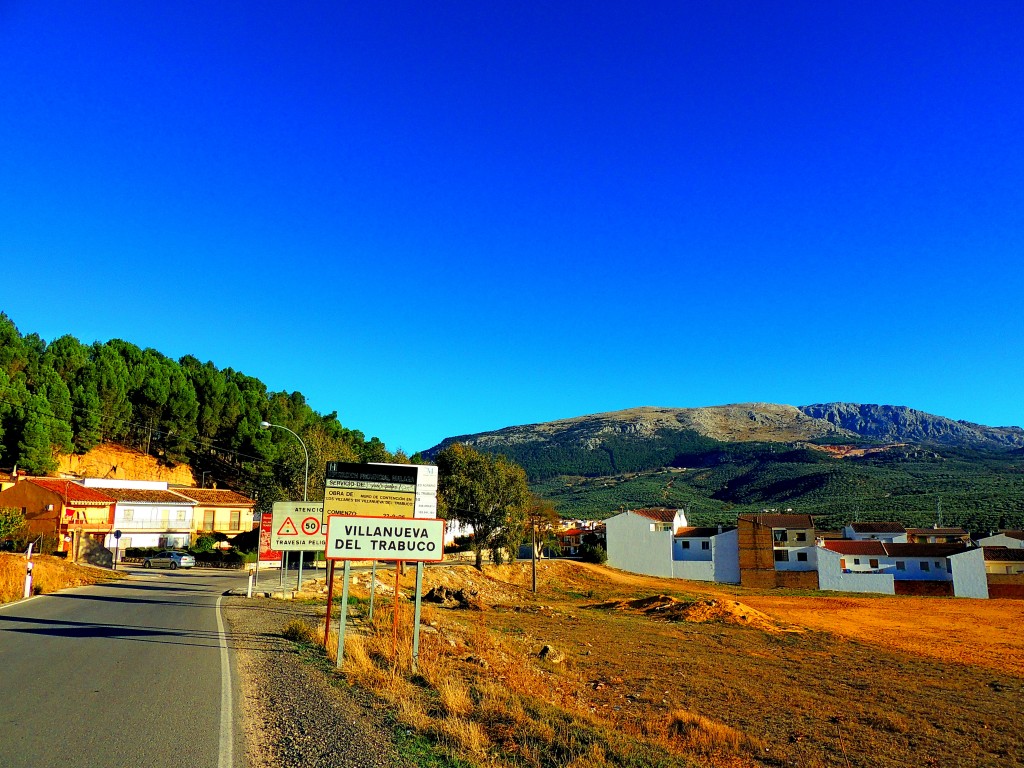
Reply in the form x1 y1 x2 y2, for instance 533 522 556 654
2 2 1022 452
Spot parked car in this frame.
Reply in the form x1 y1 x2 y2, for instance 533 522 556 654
142 550 196 569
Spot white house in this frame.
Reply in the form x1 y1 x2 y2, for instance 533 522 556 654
606 508 739 583
977 531 1024 549
817 540 988 598
672 526 740 583
607 508 687 578
842 522 908 543
81 479 196 550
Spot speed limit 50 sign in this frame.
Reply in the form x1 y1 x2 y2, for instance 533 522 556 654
270 502 326 551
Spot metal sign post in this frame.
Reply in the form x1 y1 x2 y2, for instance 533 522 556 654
323 560 336 646
369 561 377 621
412 562 425 672
335 560 351 667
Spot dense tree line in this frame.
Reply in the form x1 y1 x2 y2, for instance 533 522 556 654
0 314 406 512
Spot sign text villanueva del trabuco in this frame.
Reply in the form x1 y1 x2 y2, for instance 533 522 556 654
322 461 443 668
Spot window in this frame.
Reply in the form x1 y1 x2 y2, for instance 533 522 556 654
772 529 788 543
656 522 672 532
681 541 690 549
177 510 187 521
701 541 710 550
934 561 943 570
774 550 790 562
797 552 808 562
921 561 930 571
204 510 215 530
869 559 879 569
853 558 861 565
230 510 241 530
896 561 905 571
795 532 807 542
123 509 134 521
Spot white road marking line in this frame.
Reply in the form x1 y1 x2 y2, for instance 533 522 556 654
216 595 235 768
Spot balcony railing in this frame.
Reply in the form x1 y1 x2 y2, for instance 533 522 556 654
114 520 193 531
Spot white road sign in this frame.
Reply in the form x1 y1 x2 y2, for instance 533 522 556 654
270 501 326 551
370 462 438 519
326 515 445 562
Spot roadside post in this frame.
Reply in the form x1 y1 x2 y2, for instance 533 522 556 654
112 529 122 570
24 542 35 599
247 568 255 598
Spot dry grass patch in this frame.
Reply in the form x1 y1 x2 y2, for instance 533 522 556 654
665 709 766 756
282 618 321 645
311 590 762 768
1 552 121 603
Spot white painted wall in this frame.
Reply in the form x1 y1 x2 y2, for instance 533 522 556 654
842 525 908 543
712 528 740 583
949 549 989 599
104 502 194 550
773 545 817 571
817 548 895 594
891 556 951 581
977 534 1024 549
606 512 674 578
672 537 712 562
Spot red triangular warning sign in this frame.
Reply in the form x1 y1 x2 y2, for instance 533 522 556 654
277 516 298 536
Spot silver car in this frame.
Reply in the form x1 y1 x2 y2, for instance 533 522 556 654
142 550 196 569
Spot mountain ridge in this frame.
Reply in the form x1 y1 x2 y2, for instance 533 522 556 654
425 403 1024 527
428 402 1024 459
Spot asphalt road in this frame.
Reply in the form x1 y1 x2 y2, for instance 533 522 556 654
0 568 249 768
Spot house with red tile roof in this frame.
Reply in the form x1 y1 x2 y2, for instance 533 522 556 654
80 479 195 551
172 487 257 539
906 526 971 545
817 540 988 598
0 477 116 558
982 546 1024 575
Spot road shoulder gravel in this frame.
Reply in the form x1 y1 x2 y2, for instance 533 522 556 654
222 596 416 768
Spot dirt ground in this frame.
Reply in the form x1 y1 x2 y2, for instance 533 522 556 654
737 593 1024 677
299 560 1024 768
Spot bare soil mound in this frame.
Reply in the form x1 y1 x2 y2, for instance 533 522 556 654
588 594 801 633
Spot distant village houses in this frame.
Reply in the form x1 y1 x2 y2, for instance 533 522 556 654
0 471 256 563
606 506 1020 600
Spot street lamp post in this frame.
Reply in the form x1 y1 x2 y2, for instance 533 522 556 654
259 421 308 501
260 421 310 592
